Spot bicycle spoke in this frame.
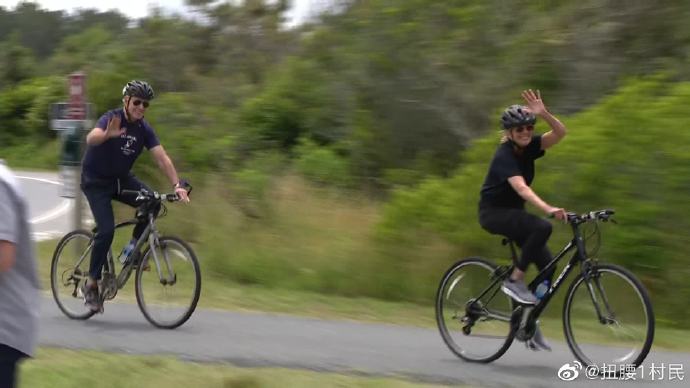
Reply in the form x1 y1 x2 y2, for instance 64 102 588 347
135 236 201 329
564 264 653 367
436 258 514 362
51 231 97 320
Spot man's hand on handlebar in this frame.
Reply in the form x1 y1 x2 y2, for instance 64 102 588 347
173 179 192 203
175 186 190 203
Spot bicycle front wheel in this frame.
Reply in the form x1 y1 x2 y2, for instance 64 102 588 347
436 257 514 363
135 236 201 329
563 263 654 368
50 230 97 320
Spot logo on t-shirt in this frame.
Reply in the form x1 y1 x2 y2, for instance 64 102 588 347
120 134 138 156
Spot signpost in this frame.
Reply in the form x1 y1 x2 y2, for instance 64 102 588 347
51 72 94 231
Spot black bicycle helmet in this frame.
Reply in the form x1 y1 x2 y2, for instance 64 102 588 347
501 104 536 129
122 80 155 100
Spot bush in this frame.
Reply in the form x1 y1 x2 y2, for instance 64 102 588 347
294 139 352 187
378 74 690 325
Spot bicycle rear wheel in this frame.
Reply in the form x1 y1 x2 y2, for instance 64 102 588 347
135 236 201 329
50 230 97 320
563 263 654 368
436 257 514 362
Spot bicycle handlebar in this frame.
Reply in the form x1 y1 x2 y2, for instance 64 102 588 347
565 209 616 224
120 189 183 203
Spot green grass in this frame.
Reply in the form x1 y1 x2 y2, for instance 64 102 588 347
19 348 457 388
35 173 690 352
39 237 690 352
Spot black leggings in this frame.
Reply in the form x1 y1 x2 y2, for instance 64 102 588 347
479 207 555 284
81 174 151 280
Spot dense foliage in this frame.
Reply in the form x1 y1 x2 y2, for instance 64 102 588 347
2 1 689 325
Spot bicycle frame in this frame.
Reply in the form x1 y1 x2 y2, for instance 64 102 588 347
470 219 605 326
110 211 178 287
68 209 176 294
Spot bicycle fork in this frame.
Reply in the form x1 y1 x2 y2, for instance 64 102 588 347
148 233 177 286
584 269 617 325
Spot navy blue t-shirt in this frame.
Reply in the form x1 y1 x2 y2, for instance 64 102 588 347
82 108 160 180
479 135 545 209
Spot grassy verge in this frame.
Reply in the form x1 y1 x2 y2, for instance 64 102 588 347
19 348 455 388
35 173 690 352
39 237 690 352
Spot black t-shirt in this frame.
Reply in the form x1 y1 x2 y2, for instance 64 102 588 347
479 135 545 209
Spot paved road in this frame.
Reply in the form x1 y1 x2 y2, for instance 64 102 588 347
17 171 690 387
15 170 77 241
39 297 688 387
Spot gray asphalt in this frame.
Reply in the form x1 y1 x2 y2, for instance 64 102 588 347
18 171 690 387
39 297 688 387
15 170 80 240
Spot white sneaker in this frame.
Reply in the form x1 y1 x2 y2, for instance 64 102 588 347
502 279 537 304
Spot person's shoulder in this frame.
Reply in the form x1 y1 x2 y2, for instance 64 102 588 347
494 141 514 158
98 108 124 122
102 107 123 116
0 161 21 197
140 118 155 132
527 135 545 157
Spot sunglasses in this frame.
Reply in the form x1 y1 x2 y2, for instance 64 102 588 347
513 125 534 133
132 99 150 108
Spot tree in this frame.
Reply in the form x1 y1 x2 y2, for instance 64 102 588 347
0 33 36 87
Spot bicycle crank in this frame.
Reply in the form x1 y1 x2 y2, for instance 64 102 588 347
512 305 537 342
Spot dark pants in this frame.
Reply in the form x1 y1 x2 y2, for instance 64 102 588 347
479 206 555 285
81 173 151 280
0 345 27 388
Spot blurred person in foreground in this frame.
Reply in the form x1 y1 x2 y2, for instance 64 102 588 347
80 80 190 313
478 89 568 351
0 160 40 388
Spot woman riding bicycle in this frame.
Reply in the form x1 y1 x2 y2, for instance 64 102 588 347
478 90 568 351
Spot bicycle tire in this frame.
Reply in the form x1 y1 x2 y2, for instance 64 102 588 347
135 235 201 329
436 257 515 363
563 263 654 368
50 230 97 320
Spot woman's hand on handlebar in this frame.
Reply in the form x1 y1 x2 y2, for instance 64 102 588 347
546 206 567 222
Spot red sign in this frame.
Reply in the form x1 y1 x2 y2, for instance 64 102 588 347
68 72 86 120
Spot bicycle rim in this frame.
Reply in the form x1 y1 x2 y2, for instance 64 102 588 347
564 263 654 367
50 230 97 320
135 236 201 329
436 258 514 362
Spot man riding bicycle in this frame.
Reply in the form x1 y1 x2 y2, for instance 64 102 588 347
80 80 190 312
478 90 568 351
